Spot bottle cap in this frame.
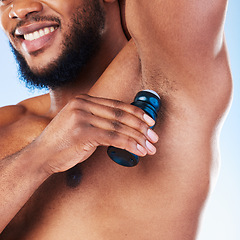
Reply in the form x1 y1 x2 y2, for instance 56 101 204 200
142 90 160 99
134 90 161 113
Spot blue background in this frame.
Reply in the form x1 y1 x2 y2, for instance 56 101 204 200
0 1 239 239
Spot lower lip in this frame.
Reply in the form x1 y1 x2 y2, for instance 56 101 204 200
21 29 58 54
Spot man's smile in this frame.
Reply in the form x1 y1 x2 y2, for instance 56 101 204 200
23 26 57 41
14 22 60 55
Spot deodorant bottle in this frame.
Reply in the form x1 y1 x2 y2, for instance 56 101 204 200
107 90 161 167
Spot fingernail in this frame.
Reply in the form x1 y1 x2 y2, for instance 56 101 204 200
137 144 147 156
147 129 159 143
146 140 156 154
143 114 155 127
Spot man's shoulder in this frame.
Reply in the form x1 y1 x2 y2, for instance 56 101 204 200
0 104 26 127
0 94 51 159
0 93 50 127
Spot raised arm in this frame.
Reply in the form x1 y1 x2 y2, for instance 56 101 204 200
122 0 230 90
125 0 227 57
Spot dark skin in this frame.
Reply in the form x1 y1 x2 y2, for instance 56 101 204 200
0 0 232 239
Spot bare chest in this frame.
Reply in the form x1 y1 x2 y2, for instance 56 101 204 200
1 147 169 240
0 94 229 240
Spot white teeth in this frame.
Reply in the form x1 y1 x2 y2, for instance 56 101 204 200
33 31 40 39
44 27 50 35
39 29 44 37
28 33 34 41
23 27 57 41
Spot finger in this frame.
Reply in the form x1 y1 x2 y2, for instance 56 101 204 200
69 97 158 143
86 125 157 156
75 94 156 127
77 110 157 155
83 111 147 147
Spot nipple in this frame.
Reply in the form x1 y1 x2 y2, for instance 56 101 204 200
66 165 82 188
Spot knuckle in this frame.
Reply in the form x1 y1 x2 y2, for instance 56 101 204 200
112 99 122 108
113 108 124 119
73 121 93 137
77 94 90 100
136 119 148 133
111 120 122 131
70 109 88 123
107 130 119 140
70 109 80 121
70 113 80 127
68 98 80 109
131 105 143 115
69 97 88 109
125 136 136 149
135 131 145 142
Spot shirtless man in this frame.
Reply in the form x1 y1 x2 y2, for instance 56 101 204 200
0 0 232 239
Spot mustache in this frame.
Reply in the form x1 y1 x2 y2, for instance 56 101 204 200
11 15 61 36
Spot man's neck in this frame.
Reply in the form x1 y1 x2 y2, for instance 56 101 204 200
47 37 128 118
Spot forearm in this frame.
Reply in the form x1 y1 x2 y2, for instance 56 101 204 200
0 142 49 233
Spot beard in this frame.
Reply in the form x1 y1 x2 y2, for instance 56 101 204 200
10 0 105 90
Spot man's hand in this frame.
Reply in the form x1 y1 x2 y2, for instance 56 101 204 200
35 94 158 175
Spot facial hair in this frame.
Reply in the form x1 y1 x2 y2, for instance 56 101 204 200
10 0 105 90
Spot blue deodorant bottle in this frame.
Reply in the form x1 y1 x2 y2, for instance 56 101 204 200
107 90 161 167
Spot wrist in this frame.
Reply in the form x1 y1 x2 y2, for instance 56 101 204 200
18 141 52 183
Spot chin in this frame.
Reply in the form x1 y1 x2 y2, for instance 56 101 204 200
26 55 59 75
